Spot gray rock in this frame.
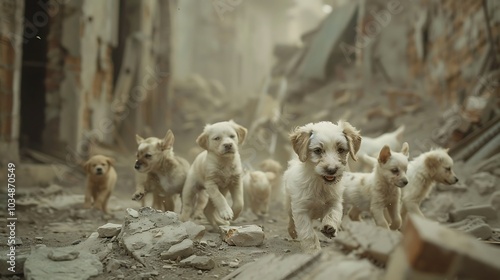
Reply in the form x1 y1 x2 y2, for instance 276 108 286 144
448 217 492 240
468 172 497 195
106 259 128 273
182 221 206 241
220 225 265 247
24 246 102 280
74 232 111 261
126 208 139 218
97 223 122 238
191 256 215 270
160 239 194 260
179 255 197 267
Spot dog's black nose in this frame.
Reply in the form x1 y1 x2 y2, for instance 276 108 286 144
325 167 338 175
224 143 233 149
134 162 141 170
454 176 459 183
402 179 408 186
96 167 102 172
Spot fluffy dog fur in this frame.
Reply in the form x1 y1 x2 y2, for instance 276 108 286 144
180 120 247 229
132 130 190 212
401 148 459 219
259 159 284 203
83 155 117 213
284 121 361 254
348 125 405 171
343 143 410 230
243 170 275 218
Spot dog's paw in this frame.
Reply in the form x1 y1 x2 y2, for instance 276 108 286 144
320 224 337 238
83 202 92 209
132 192 145 201
219 207 234 221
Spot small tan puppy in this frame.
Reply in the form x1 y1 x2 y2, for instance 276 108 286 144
83 155 117 213
180 120 247 229
284 121 361 254
132 130 190 212
343 143 410 230
401 148 459 219
243 170 275 218
259 159 284 203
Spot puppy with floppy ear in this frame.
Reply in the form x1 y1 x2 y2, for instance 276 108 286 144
284 121 361 254
401 148 459 220
83 155 117 214
259 159 284 205
132 129 190 212
180 120 248 230
343 143 410 230
243 170 275 218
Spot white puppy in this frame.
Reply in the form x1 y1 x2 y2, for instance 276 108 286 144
343 143 410 230
284 121 361 254
349 125 405 171
259 159 284 204
401 148 459 220
243 170 275 218
180 120 247 229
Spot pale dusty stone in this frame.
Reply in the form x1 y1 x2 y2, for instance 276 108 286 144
219 225 265 247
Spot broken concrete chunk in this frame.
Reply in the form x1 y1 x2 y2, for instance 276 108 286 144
334 221 402 265
219 225 265 247
191 256 215 270
160 239 194 260
449 205 498 222
179 255 197 267
24 246 102 280
97 223 122 238
402 214 500 278
447 217 492 240
182 221 206 241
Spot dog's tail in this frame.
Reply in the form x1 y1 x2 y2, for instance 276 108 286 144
393 125 405 141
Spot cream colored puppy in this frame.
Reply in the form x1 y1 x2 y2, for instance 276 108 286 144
132 130 190 212
180 120 247 229
83 155 117 214
348 125 405 171
243 170 275 218
343 143 410 230
284 121 361 254
401 148 459 219
259 159 284 204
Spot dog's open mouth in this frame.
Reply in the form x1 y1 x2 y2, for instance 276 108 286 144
323 175 336 182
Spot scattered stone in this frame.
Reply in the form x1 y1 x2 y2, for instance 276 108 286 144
229 261 239 268
447 217 492 240
24 246 102 280
41 184 63 196
449 205 498 222
467 172 497 195
160 239 195 260
106 259 128 273
182 221 206 241
179 255 197 267
198 270 203 275
219 225 265 247
199 240 208 246
131 265 137 269
151 271 159 276
207 240 217 248
97 223 122 238
35 237 43 241
284 249 291 253
126 208 139 218
220 261 228 266
162 264 173 269
47 250 79 261
335 220 402 265
191 256 215 270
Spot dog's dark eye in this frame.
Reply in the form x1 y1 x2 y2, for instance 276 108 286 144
213 137 221 141
338 147 346 154
445 167 451 171
391 168 399 174
145 154 152 159
230 135 236 139
313 148 322 155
